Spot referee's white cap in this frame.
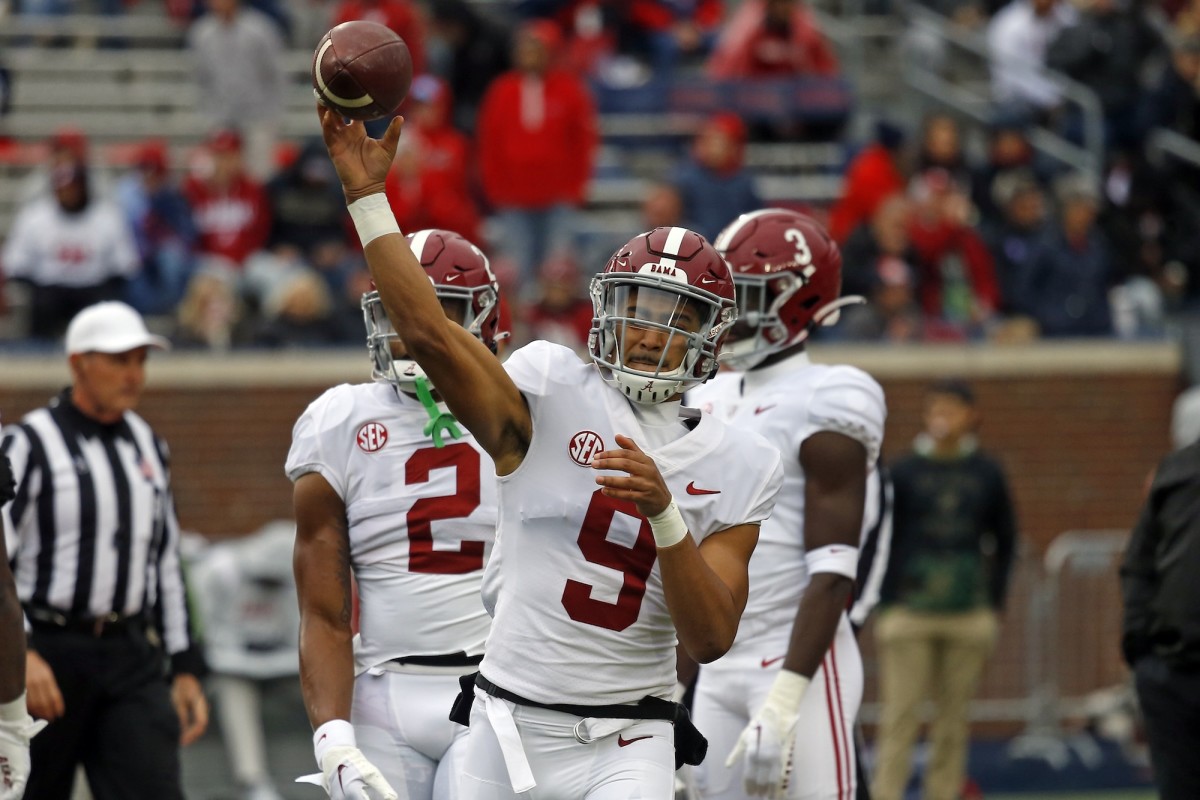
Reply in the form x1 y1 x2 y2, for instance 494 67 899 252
65 301 171 355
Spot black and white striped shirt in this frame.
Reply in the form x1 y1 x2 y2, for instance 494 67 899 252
1 390 200 673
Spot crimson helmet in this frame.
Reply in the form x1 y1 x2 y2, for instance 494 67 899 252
363 229 507 390
713 208 861 370
589 226 736 404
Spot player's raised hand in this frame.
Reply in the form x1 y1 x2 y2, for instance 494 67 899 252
592 434 672 518
315 104 403 204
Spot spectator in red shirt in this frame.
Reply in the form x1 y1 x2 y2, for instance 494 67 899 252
623 0 723 75
331 0 425 75
182 130 272 272
707 0 838 78
828 119 908 243
405 75 473 201
384 133 482 242
477 19 598 290
516 254 594 353
906 168 1000 339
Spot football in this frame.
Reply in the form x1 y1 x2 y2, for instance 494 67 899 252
311 21 413 121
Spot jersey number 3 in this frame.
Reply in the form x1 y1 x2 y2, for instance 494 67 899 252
406 443 485 574
561 490 657 631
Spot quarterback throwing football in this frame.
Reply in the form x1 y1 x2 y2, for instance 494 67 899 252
316 106 783 799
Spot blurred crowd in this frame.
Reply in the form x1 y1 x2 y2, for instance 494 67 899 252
1 0 1199 350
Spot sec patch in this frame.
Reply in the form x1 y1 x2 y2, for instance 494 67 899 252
568 430 604 466
356 421 389 452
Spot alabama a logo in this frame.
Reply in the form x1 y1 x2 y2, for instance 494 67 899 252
356 421 389 453
568 430 604 466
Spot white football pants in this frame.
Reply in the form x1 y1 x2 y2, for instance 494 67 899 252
460 688 676 799
692 616 863 800
352 668 473 800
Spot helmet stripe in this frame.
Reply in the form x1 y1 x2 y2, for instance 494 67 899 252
657 226 689 269
408 228 435 263
713 208 784 251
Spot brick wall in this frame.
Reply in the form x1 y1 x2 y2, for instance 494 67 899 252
2 349 1179 546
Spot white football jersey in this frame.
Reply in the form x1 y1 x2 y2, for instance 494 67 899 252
286 382 497 673
479 341 784 705
687 351 886 659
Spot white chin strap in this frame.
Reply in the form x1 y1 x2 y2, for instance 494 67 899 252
721 338 773 372
609 370 686 405
383 357 426 391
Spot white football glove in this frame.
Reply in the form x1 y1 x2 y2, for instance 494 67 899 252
297 719 398 800
0 693 48 800
725 671 810 798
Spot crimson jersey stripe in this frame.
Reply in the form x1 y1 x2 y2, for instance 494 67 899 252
824 651 845 800
829 640 853 798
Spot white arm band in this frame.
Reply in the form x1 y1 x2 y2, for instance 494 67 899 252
764 669 811 714
347 193 400 247
647 498 688 549
805 544 859 579
313 718 356 766
0 692 28 722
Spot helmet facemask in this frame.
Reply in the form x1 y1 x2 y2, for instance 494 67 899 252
722 272 805 371
589 274 735 404
363 283 498 392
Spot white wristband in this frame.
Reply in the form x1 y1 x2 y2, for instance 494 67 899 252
805 544 859 580
647 498 688 549
0 692 28 722
313 718 356 767
347 193 400 247
765 669 811 714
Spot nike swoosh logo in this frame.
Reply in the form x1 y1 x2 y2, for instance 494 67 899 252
686 481 720 495
761 655 785 668
618 734 652 747
444 273 461 281
755 405 775 415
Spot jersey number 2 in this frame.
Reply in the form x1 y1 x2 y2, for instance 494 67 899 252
406 443 485 574
561 490 658 631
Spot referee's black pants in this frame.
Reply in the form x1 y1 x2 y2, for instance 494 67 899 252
1134 653 1200 800
25 627 184 800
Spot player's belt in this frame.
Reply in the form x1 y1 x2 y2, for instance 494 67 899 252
473 673 677 720
390 651 483 668
449 673 709 771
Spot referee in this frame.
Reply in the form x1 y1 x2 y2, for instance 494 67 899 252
0 301 208 799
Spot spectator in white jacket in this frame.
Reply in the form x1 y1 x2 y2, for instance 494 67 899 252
987 0 1077 120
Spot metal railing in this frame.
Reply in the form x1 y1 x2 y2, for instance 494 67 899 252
1147 126 1200 173
897 1 1104 185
